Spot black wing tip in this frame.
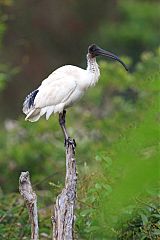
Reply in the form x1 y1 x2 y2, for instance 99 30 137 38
23 89 39 113
28 89 39 108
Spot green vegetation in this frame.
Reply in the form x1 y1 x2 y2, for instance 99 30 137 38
94 0 160 63
0 2 19 92
76 49 160 239
0 5 7 91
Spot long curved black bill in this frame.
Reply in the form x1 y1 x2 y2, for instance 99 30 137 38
97 47 128 71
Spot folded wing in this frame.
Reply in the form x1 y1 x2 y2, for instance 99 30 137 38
23 76 77 122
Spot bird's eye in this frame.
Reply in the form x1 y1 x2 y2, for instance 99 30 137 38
89 45 96 53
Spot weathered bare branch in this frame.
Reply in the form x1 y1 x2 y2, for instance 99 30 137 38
52 142 77 240
19 171 39 240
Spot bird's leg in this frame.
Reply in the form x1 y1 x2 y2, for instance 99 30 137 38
59 110 68 141
59 110 76 152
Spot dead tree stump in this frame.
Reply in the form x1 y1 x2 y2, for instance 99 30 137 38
19 171 39 240
52 142 77 240
19 139 77 239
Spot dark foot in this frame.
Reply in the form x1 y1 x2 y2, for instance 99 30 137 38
65 137 76 153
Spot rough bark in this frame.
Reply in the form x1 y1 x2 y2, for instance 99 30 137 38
52 142 77 240
19 171 39 240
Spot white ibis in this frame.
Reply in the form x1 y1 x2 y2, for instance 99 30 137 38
23 44 128 145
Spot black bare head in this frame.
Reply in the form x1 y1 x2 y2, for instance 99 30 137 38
88 44 99 57
88 44 128 71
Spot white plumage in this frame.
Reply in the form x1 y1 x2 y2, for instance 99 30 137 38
23 44 128 122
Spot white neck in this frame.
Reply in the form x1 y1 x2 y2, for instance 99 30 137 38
86 53 100 86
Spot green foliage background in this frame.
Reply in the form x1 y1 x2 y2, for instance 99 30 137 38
94 0 160 63
0 0 159 239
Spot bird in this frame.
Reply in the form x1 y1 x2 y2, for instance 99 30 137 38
23 44 128 145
